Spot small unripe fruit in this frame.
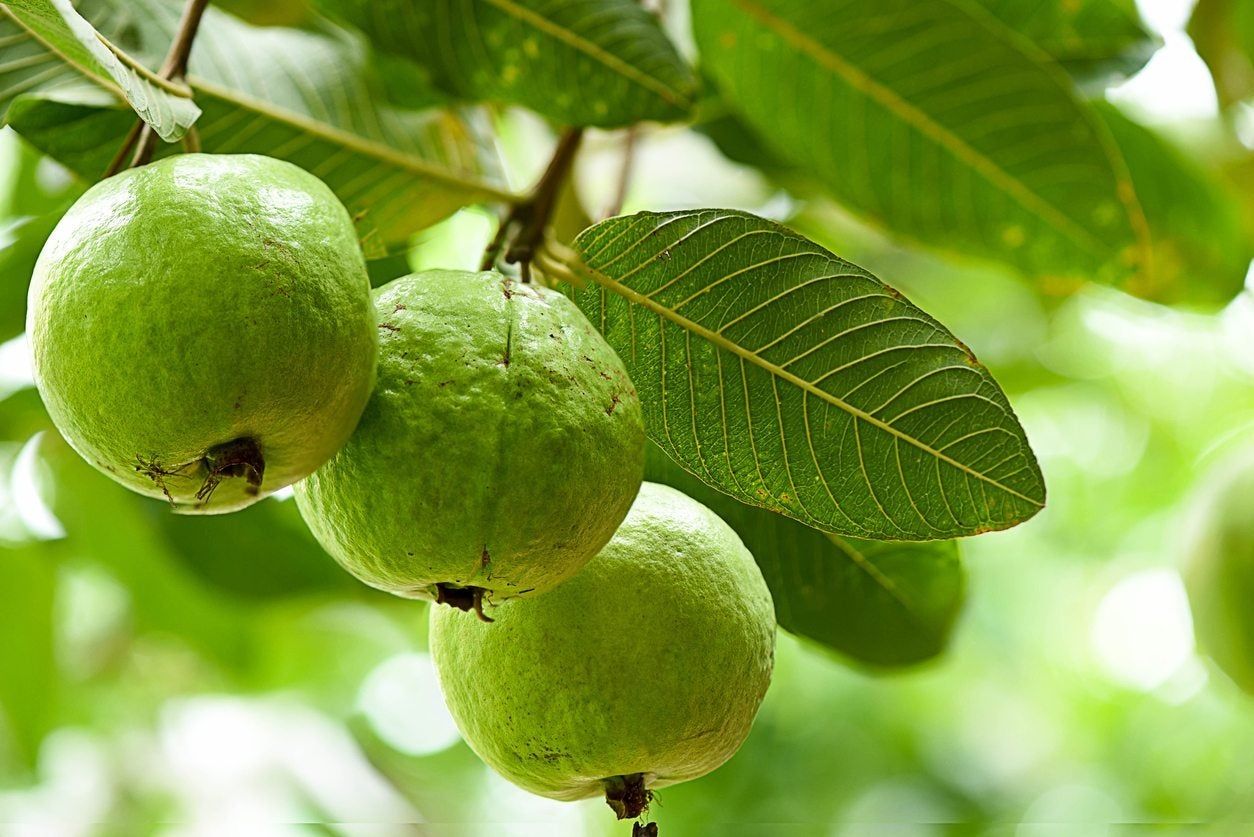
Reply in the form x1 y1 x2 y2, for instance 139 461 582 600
1185 454 1254 694
430 482 775 817
28 154 377 513
295 269 644 609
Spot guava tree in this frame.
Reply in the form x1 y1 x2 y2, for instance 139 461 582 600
1 0 1251 831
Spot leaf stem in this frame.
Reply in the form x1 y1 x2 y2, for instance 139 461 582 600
104 0 209 176
481 127 584 281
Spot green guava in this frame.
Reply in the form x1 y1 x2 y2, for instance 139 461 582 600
1185 453 1254 694
293 269 644 610
429 481 776 817
27 153 377 513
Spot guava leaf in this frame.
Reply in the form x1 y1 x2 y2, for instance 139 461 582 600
0 0 200 140
0 388 50 441
646 445 966 668
564 209 1046 541
973 0 1156 85
0 209 64 342
1189 0 1254 109
3 0 513 257
691 0 1152 294
313 0 698 127
0 7 76 121
1095 103 1252 308
366 251 413 288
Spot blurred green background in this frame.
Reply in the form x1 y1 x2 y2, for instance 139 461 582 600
3 0 1254 832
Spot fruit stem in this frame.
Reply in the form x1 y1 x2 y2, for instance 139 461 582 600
604 773 652 820
435 584 495 623
481 127 585 282
104 0 210 177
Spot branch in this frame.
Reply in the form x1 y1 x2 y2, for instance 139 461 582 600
104 0 210 176
598 0 660 218
604 126 639 219
482 127 584 282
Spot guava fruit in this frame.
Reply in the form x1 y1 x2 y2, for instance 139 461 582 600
429 482 775 817
27 153 377 513
294 269 644 612
1184 453 1254 694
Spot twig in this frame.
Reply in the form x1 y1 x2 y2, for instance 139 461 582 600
157 0 210 79
104 0 209 176
479 214 512 272
481 128 584 281
103 119 144 178
181 124 201 153
597 0 662 218
604 125 639 219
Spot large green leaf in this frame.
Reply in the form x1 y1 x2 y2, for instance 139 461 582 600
1095 103 1252 308
313 0 697 127
0 208 63 342
0 388 50 441
0 5 75 121
561 209 1045 541
3 0 513 256
0 0 199 140
0 140 79 340
973 0 1155 84
691 0 1151 293
1190 0 1254 109
646 445 966 668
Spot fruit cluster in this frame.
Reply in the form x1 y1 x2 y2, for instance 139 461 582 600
28 154 776 825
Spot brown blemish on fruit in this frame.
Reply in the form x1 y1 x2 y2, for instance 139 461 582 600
500 323 513 367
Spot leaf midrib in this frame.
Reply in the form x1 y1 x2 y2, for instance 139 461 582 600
483 0 691 108
574 253 1045 509
0 6 122 101
189 75 518 203
828 534 937 639
726 0 1120 262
